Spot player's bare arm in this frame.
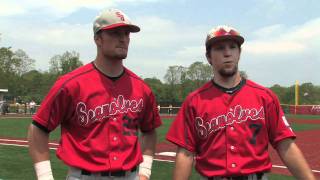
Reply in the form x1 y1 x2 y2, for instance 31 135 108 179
276 138 316 180
28 124 54 179
139 130 157 180
173 147 194 180
140 129 157 156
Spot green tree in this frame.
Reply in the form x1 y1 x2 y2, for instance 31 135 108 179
164 66 186 103
144 77 164 103
49 51 83 76
269 84 288 104
0 47 35 101
186 61 212 88
164 65 186 85
0 48 34 75
12 49 35 75
300 83 319 104
0 47 14 75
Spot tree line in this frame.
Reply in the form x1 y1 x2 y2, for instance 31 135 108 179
0 46 82 104
0 46 319 106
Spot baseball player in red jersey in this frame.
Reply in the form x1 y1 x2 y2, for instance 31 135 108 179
27 8 162 180
166 25 316 180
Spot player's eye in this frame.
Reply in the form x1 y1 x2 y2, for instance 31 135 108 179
230 44 237 49
214 45 225 51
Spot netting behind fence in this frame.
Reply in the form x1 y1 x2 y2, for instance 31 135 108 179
159 105 320 115
158 106 180 115
281 104 320 115
2 104 319 116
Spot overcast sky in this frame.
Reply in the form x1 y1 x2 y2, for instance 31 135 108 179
0 0 319 87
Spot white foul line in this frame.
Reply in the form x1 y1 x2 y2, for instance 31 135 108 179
0 138 58 146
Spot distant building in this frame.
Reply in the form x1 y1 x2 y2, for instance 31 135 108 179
0 89 8 101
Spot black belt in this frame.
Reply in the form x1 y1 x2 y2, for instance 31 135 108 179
207 172 264 180
81 166 137 177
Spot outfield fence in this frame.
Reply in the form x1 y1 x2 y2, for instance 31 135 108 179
0 103 40 115
160 104 320 116
281 104 320 115
2 104 320 116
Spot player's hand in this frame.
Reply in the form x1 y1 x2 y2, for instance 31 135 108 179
139 174 149 180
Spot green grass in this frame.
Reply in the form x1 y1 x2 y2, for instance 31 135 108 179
157 118 173 143
0 145 67 180
0 117 319 149
291 123 320 131
286 114 320 120
0 118 60 141
0 118 31 139
0 117 174 143
0 145 295 180
0 116 317 179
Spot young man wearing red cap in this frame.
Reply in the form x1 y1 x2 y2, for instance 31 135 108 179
28 9 161 180
166 25 315 180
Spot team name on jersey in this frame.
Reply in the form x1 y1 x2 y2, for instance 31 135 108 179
195 105 265 139
76 95 143 126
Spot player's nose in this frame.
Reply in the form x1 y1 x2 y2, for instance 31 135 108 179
223 48 232 57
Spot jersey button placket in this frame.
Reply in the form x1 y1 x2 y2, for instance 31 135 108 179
108 115 122 170
231 163 237 168
226 123 240 174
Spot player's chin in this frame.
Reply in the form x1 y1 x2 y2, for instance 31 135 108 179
113 51 128 59
115 53 128 60
219 67 238 77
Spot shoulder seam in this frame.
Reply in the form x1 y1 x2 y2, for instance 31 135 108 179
125 71 149 87
60 67 96 89
188 82 215 101
246 83 275 101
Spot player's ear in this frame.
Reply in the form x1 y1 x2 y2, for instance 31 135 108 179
94 33 101 46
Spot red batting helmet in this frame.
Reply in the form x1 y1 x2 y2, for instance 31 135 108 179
205 25 244 48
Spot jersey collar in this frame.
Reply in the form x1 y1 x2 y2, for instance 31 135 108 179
212 78 246 94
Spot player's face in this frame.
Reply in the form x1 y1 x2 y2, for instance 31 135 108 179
95 27 131 60
207 40 241 78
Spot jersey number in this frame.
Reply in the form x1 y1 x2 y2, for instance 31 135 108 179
248 123 262 145
123 115 138 136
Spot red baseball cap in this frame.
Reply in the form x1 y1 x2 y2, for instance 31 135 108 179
93 8 140 34
205 25 244 48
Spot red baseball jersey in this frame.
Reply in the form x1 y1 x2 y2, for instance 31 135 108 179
166 79 295 177
33 62 162 172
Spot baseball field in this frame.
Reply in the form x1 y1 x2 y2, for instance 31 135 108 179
0 114 319 180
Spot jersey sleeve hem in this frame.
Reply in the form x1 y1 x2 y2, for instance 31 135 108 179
272 134 296 148
166 136 195 153
32 120 50 133
32 115 52 132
